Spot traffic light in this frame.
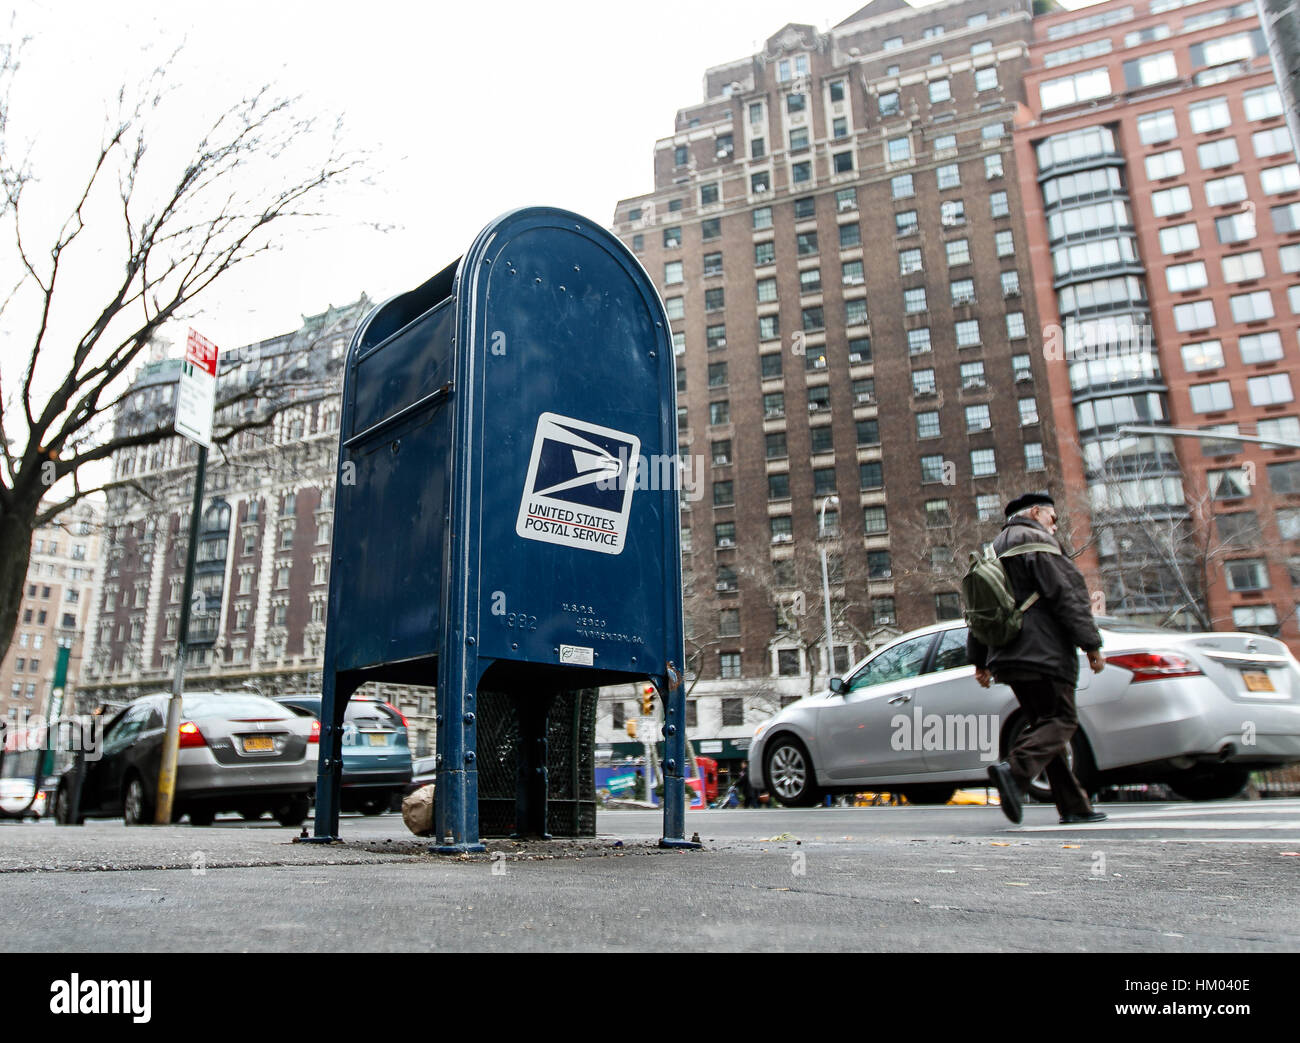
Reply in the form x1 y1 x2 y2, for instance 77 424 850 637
641 685 655 716
625 719 638 738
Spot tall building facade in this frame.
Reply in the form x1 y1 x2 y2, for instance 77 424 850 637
605 0 1069 765
1 501 102 726
1015 0 1300 639
76 300 434 757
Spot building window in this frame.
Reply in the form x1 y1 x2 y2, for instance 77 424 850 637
1221 251 1266 283
1225 558 1269 592
960 360 986 387
895 211 918 236
856 419 880 446
763 392 784 418
1205 174 1248 206
1024 442 1045 471
925 499 952 527
709 400 730 425
904 288 927 314
714 522 736 548
977 494 1000 521
965 404 991 432
989 191 1009 219
941 200 966 226
1182 340 1225 371
863 506 887 534
1241 331 1284 364
1137 109 1178 144
908 328 932 355
1006 312 1027 339
921 454 947 483
761 353 782 380
946 239 971 266
1174 300 1216 331
1189 97 1231 133
970 448 997 477
912 368 937 396
955 319 981 347
937 163 960 190
1166 261 1208 292
840 223 862 249
770 515 793 543
1230 291 1274 323
1145 149 1185 180
1039 67 1111 110
1190 381 1233 412
1199 137 1240 168
1216 211 1257 243
1253 127 1293 158
917 411 942 439
859 461 883 490
796 232 818 257
951 278 975 306
899 248 923 275
1247 373 1293 406
664 261 683 285
887 136 911 163
1018 398 1039 426
767 474 790 501
758 315 779 340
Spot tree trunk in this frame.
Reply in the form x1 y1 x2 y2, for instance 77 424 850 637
0 496 39 666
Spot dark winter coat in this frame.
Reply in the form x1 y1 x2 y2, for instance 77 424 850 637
965 516 1102 685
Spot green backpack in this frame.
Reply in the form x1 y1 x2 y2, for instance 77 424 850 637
961 541 1061 648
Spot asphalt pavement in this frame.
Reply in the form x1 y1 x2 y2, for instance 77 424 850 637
1 800 1298 952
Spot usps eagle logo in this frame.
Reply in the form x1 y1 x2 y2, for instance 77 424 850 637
516 413 640 554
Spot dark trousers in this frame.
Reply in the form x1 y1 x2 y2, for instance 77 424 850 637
1005 676 1092 818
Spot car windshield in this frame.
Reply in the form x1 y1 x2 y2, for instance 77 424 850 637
182 694 293 719
848 633 934 691
279 699 402 727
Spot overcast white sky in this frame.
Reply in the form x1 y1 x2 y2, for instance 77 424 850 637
3 0 1096 364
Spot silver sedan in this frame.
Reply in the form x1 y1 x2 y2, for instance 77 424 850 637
750 618 1300 806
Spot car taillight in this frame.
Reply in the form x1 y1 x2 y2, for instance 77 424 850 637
308 720 320 744
384 702 408 728
178 721 207 748
1106 651 1203 683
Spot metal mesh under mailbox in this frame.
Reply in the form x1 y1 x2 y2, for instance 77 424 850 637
476 688 597 837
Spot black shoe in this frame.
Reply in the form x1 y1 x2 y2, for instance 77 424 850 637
1059 811 1107 825
988 761 1023 824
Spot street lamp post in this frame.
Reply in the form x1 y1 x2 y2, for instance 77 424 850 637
819 495 840 684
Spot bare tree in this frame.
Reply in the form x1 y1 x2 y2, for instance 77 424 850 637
0 45 362 663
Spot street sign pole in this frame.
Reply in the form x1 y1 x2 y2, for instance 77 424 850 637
41 645 71 778
155 328 218 824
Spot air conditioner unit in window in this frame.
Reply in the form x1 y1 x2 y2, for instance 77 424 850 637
771 533 793 544
666 238 681 248
838 200 854 212
809 401 828 411
1003 288 1021 298
718 538 735 548
877 616 895 625
716 582 737 592
716 338 726 347
855 392 874 403
953 294 975 306
765 409 784 418
849 352 863 362
962 378 986 390
987 170 1003 180
1014 372 1033 382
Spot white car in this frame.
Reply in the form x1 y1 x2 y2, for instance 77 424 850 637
750 618 1300 807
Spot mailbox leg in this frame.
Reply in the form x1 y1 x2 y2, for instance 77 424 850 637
432 662 486 854
659 672 700 849
300 671 359 843
513 692 555 840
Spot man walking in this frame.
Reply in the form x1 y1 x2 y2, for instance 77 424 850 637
967 493 1106 825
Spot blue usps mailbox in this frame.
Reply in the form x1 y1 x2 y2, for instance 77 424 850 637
310 207 693 852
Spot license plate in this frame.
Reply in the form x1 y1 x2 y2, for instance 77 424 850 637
1242 670 1275 693
242 736 275 753
366 733 389 747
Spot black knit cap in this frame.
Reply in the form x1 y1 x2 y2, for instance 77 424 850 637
1004 492 1055 519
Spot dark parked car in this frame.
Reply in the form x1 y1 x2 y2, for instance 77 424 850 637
54 691 318 826
405 756 436 799
276 695 412 814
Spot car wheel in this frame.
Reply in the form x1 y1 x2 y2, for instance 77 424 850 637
764 736 821 808
123 776 154 826
188 806 215 826
358 796 388 816
275 795 310 827
898 784 956 806
1006 720 1094 804
1168 765 1250 802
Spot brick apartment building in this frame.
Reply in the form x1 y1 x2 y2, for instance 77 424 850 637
603 0 1070 765
0 501 102 727
1014 0 1300 640
74 300 435 756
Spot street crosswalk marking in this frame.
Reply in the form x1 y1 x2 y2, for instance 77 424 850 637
1018 799 1300 834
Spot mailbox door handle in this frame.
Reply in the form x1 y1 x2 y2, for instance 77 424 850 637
343 381 455 449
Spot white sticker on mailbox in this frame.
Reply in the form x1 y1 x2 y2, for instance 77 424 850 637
516 412 639 556
559 644 594 666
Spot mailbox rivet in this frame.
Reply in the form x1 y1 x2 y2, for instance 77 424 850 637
390 439 400 454
666 759 677 771
463 713 475 724
631 657 637 664
465 752 476 763
559 285 566 292
512 643 518 650
573 265 580 272
665 725 676 736
648 351 657 359
534 277 542 284
466 636 476 646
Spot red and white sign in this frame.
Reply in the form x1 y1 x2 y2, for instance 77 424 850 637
176 328 219 447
